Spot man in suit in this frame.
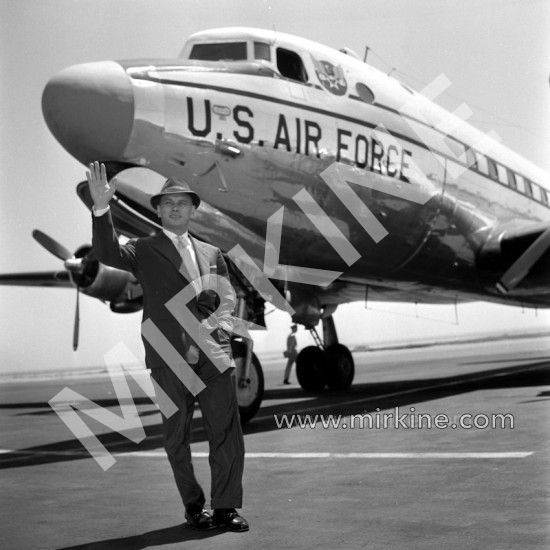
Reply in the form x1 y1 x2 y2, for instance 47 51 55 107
87 162 248 532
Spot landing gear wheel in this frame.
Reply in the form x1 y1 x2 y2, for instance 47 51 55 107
231 340 264 425
324 344 354 390
296 345 327 391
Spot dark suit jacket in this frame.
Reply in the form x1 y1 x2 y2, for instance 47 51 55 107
92 211 234 383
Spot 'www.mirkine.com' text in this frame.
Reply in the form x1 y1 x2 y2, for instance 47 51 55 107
274 408 515 430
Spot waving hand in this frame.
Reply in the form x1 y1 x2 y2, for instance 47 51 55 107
86 162 117 210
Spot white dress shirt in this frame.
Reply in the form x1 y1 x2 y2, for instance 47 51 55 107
162 228 199 274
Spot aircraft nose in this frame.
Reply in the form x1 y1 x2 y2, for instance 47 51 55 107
42 61 134 164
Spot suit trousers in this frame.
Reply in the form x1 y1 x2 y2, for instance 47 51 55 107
150 360 245 511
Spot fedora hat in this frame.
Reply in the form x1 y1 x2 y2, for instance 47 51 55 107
150 178 201 208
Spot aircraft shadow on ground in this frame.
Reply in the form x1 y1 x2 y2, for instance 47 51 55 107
0 361 548 470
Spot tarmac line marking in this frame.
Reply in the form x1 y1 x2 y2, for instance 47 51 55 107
240 452 534 459
113 451 534 459
0 449 533 459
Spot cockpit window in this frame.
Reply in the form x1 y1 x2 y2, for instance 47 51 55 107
190 42 247 61
254 42 271 61
276 48 308 82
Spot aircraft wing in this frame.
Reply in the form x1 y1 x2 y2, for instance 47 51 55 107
0 271 72 287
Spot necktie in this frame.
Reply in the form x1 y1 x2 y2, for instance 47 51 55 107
175 235 200 365
176 235 201 292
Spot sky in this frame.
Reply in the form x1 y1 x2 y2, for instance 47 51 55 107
0 0 549 375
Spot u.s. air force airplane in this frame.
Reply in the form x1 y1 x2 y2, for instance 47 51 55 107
3 27 550 423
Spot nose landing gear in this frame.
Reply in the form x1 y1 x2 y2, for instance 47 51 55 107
296 315 355 392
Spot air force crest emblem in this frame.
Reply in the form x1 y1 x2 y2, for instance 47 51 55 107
312 57 347 96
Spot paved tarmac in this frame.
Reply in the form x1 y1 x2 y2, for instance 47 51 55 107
1 336 549 550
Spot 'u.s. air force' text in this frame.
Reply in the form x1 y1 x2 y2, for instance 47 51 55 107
187 98 413 182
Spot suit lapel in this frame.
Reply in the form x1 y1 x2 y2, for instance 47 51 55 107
149 232 210 287
191 237 213 290
191 237 210 277
149 232 189 279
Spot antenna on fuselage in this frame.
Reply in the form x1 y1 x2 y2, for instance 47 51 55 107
340 47 361 60
363 46 369 63
262 0 276 43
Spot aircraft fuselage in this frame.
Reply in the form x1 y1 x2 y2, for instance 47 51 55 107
42 27 550 310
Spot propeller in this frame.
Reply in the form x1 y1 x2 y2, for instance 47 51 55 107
32 229 84 350
32 229 72 261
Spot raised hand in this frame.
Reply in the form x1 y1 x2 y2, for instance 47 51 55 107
86 162 117 209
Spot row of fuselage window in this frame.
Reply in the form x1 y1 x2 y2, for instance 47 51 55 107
465 148 548 207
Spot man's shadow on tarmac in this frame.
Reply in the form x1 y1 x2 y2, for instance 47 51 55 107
58 523 232 549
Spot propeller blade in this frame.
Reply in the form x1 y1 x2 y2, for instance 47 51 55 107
32 229 72 261
73 287 80 351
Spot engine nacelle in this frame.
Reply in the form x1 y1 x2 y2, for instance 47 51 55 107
66 244 138 305
79 261 134 301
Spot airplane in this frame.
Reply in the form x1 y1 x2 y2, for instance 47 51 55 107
2 27 549 424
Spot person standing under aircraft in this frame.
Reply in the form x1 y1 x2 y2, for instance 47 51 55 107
283 324 298 384
87 162 249 532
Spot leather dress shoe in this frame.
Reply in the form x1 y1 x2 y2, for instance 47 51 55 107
185 508 216 530
213 508 249 532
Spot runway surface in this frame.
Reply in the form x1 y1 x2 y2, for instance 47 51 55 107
1 335 549 549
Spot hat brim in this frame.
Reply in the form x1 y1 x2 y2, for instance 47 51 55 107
150 190 201 209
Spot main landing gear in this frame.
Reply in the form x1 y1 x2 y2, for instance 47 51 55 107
231 338 264 426
296 316 355 392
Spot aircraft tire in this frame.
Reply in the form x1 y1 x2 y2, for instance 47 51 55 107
324 343 355 390
296 345 327 391
232 340 264 425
